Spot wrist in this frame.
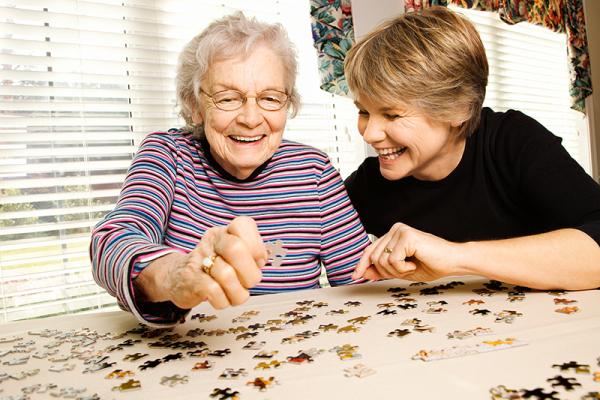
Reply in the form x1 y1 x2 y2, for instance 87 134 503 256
136 252 185 302
450 241 477 276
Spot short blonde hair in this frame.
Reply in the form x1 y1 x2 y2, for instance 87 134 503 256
176 12 300 136
344 6 488 138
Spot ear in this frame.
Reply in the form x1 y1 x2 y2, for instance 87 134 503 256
191 112 203 125
450 119 464 128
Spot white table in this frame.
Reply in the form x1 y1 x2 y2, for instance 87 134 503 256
1 276 599 399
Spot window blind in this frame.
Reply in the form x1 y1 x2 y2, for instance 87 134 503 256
0 0 364 322
451 6 589 171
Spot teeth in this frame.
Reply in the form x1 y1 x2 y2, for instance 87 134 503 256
231 135 263 142
376 147 406 156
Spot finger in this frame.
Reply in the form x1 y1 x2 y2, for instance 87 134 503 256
208 255 251 306
352 242 376 279
227 216 268 267
362 266 383 281
382 235 416 275
370 238 400 279
214 232 262 288
199 274 231 310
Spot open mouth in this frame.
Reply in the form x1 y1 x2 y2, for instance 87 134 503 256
376 146 407 160
230 135 265 143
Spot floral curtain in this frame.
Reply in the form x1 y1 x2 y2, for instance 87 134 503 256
309 0 355 96
310 0 592 113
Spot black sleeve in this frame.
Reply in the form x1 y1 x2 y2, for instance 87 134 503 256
344 160 370 231
499 110 600 245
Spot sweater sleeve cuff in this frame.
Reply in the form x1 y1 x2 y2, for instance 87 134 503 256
121 247 191 327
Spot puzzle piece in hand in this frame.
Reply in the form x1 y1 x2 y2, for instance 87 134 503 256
265 240 286 268
343 363 376 378
546 375 581 391
210 387 240 400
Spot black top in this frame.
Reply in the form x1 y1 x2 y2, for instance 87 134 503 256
345 108 600 245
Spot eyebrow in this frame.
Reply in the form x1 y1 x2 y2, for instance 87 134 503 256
353 101 400 113
212 84 286 93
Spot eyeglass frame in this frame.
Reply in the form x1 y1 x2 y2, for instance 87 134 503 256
199 88 290 112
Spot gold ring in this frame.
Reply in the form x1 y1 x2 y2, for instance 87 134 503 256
201 255 217 275
383 247 393 254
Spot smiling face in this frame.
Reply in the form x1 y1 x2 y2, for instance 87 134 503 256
355 96 466 181
193 45 288 179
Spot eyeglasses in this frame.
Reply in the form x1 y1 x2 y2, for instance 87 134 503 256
200 88 289 112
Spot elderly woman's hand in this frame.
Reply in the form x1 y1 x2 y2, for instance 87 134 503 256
352 223 464 282
138 216 267 311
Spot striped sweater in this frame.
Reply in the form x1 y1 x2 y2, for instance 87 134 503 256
90 129 371 325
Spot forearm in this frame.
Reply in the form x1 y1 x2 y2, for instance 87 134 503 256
457 229 600 290
134 252 187 303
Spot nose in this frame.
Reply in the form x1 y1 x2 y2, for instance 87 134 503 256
361 117 386 144
236 98 263 128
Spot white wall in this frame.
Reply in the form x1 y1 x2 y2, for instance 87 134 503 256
351 0 404 40
350 0 405 157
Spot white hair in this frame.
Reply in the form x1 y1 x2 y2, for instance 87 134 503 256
176 11 300 136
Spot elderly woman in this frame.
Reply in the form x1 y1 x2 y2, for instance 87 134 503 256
345 7 600 290
90 12 369 326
